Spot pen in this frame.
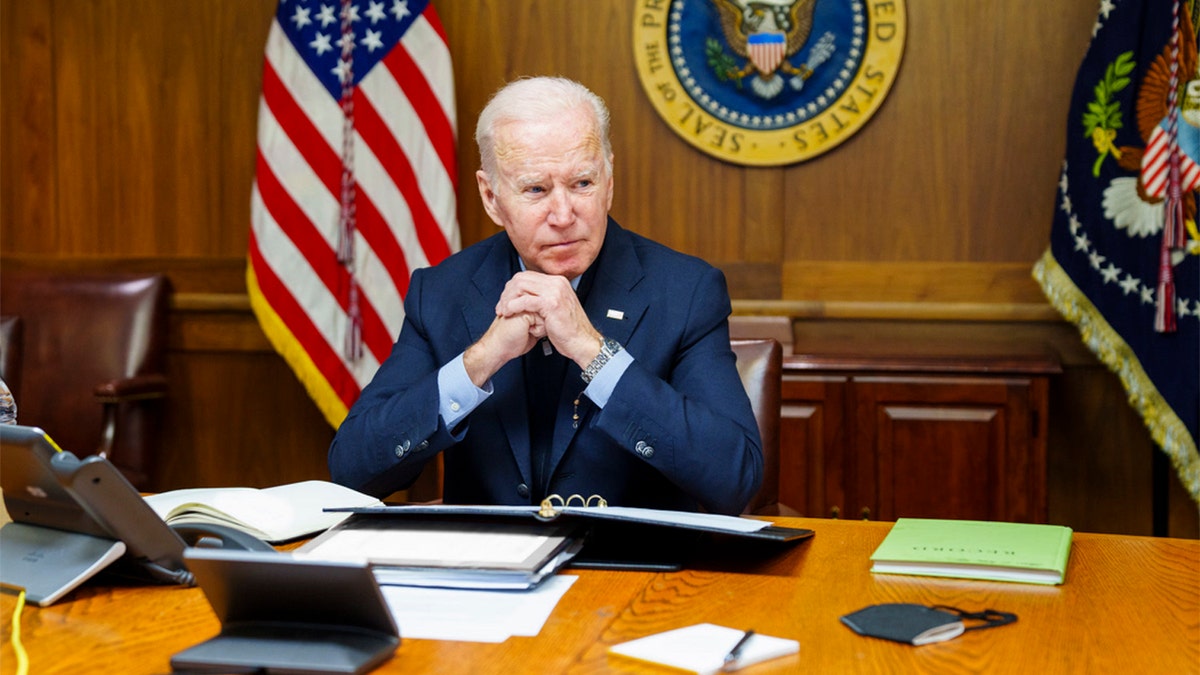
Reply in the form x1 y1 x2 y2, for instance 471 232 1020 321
721 629 755 672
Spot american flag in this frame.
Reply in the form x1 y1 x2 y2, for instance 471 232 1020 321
247 0 458 428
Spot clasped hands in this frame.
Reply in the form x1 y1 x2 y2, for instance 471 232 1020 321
464 271 602 387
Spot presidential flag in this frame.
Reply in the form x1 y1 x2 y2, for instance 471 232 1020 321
1034 0 1199 502
248 0 458 428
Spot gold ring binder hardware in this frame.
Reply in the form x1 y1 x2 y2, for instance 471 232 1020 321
538 494 608 519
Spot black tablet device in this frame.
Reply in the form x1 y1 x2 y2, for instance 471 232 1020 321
172 549 400 675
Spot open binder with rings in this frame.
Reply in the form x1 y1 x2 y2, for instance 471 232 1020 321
537 493 607 518
324 494 814 572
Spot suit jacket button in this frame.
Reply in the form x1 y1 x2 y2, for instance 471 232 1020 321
642 445 654 458
395 440 411 458
517 483 530 498
416 440 429 451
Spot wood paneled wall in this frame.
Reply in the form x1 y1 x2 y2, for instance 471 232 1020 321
2 0 1195 536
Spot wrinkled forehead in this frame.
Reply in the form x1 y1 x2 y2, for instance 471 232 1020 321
492 115 607 172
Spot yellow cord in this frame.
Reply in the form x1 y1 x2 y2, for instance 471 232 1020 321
9 588 29 675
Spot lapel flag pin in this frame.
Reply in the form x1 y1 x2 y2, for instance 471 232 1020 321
607 309 625 320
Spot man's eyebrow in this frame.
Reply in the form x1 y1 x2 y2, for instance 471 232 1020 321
513 174 546 190
569 168 601 183
511 167 600 190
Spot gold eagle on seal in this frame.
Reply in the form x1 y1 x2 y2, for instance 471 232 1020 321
711 0 825 99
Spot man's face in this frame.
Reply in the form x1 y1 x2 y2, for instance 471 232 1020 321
476 105 614 279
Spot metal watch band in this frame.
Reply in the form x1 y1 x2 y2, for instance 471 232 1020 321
581 337 621 384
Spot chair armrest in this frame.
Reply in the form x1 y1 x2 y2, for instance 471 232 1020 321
93 374 168 402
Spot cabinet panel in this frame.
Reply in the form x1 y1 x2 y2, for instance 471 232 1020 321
852 376 1047 523
870 404 1003 521
781 375 846 518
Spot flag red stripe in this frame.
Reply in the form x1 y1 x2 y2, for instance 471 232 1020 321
423 4 450 43
249 230 360 408
256 150 395 365
1184 164 1200 191
1139 127 1200 197
260 60 341 195
385 45 458 189
254 149 340 299
1144 135 1168 173
1145 166 1168 196
355 90 453 265
352 174 414 303
349 193 409 362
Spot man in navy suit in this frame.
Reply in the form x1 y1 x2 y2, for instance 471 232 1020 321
329 77 762 515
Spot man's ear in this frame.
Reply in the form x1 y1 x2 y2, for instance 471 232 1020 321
605 154 615 211
476 170 504 227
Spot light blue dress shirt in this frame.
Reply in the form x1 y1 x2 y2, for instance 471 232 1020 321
436 272 632 429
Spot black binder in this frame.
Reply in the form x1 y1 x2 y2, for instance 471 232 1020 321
325 497 814 571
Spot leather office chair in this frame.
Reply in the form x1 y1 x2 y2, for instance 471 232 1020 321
0 315 22 400
0 270 170 489
731 337 793 516
729 315 793 354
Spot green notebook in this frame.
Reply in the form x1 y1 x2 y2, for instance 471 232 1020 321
870 518 1073 585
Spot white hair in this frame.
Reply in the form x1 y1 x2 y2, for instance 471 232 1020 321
474 76 612 181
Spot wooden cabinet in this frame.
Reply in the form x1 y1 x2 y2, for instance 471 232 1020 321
779 343 1059 523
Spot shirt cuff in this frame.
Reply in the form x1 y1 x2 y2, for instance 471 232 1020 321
583 348 632 408
438 353 491 429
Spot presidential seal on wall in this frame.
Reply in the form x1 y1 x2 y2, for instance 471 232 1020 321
633 0 906 166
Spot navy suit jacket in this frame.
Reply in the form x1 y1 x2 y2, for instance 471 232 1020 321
328 219 763 515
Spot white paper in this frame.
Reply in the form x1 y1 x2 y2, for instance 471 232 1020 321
609 623 799 675
303 526 555 565
380 574 577 643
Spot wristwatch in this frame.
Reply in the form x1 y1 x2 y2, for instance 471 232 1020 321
581 336 622 384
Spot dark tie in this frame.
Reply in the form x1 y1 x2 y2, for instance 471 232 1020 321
524 338 567 502
521 263 597 502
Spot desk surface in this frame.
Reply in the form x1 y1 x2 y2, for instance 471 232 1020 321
3 517 1197 675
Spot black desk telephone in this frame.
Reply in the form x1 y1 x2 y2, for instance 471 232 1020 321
2 424 274 589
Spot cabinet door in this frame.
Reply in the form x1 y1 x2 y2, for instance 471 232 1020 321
851 375 1047 523
781 374 847 518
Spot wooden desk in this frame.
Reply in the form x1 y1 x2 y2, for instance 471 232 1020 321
3 518 1197 674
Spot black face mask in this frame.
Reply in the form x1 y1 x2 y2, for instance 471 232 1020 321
840 603 1018 646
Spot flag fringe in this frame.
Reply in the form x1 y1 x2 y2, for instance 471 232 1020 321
1034 249 1200 508
246 264 350 430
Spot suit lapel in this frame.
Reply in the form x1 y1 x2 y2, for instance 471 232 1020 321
464 224 648 493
